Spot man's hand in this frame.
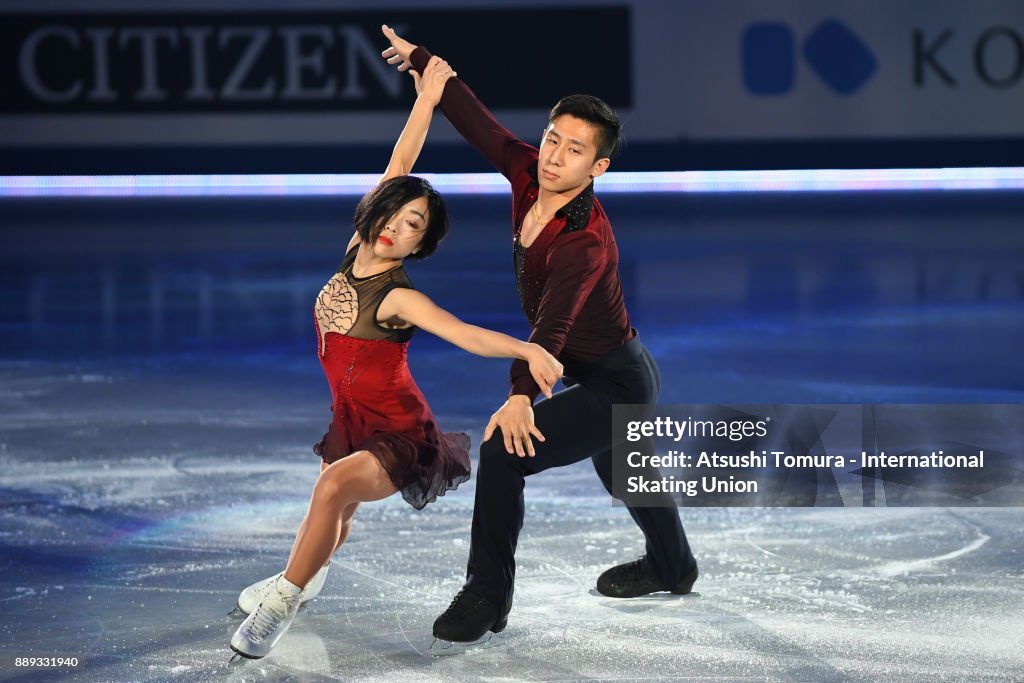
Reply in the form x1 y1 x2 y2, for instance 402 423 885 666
381 24 417 72
484 395 545 458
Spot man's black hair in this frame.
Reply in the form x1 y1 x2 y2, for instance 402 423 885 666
548 94 623 160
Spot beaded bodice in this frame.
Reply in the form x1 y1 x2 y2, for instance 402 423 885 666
314 245 415 356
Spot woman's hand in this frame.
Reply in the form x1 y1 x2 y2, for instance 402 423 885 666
525 343 563 399
412 55 456 105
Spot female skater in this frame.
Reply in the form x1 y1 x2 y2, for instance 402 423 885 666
229 56 562 660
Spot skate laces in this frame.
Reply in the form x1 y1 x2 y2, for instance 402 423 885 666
247 590 300 642
615 558 649 584
443 590 490 622
244 573 281 604
254 575 278 600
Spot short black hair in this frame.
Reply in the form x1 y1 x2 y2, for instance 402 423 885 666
353 175 448 260
548 94 623 160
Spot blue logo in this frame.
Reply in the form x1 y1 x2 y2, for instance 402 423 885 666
743 19 877 95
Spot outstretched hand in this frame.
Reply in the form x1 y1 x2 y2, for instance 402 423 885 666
381 24 417 72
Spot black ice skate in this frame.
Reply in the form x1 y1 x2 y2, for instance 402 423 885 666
429 589 508 656
597 558 699 598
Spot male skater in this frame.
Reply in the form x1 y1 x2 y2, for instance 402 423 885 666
381 25 698 648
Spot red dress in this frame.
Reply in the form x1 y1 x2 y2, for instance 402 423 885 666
312 246 471 510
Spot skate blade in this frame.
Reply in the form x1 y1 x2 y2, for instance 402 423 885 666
226 606 246 618
428 632 506 657
228 645 264 663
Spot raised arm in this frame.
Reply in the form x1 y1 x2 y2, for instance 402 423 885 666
379 287 563 399
344 55 454 252
381 24 537 182
380 55 455 183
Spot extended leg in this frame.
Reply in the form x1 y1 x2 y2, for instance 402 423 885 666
235 462 356 617
588 343 697 594
285 459 360 570
230 453 395 660
591 438 696 589
283 451 396 590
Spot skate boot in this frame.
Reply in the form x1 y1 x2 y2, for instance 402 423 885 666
230 575 303 660
429 589 508 656
234 561 330 616
597 557 699 598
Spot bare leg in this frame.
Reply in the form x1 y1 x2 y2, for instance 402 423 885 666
283 451 396 589
285 461 360 569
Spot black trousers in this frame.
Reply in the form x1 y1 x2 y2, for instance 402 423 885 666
464 332 697 610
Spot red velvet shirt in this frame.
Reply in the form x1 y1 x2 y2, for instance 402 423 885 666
411 47 634 401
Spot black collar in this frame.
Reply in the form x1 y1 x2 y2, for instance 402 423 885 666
527 165 595 234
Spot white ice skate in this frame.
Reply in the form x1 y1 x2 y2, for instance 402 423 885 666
230 576 303 660
231 562 330 616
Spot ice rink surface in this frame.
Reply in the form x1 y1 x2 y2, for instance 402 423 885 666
2 190 1023 680
1 355 1022 683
